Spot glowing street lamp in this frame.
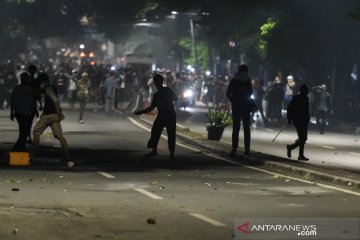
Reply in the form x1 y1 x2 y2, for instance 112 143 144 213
79 44 85 49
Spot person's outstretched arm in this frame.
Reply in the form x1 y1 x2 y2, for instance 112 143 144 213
134 97 156 115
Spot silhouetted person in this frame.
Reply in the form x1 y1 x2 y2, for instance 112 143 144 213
312 84 333 134
10 72 38 151
251 79 268 126
77 72 90 124
135 74 178 160
27 64 41 144
265 76 284 124
227 64 253 157
286 83 310 161
68 69 78 110
32 73 73 167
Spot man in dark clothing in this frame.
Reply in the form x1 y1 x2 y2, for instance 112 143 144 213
251 79 268 126
286 83 310 161
32 73 73 167
27 64 41 144
312 84 333 134
265 77 285 124
10 72 38 151
226 64 253 157
135 74 178 160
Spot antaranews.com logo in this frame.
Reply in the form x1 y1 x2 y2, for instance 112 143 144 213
234 218 359 240
237 222 317 236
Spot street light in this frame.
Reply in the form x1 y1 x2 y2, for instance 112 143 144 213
171 11 201 75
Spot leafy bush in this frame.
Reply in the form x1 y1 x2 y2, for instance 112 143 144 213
206 108 233 130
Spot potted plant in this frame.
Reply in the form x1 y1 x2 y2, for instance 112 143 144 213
206 108 233 141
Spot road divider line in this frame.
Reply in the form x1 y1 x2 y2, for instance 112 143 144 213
350 152 360 156
128 117 360 197
265 128 274 132
189 213 226 227
321 145 336 150
176 123 188 129
128 117 151 132
134 188 163 200
131 95 141 113
98 172 116 179
129 117 199 152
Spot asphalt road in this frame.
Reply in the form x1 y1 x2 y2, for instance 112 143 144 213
0 108 359 240
176 105 360 173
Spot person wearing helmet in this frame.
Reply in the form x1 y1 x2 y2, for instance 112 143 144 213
77 72 90 123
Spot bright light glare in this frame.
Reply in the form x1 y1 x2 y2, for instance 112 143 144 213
187 65 192 70
79 44 85 49
251 94 255 99
110 66 116 71
205 70 211 76
183 89 194 98
171 11 179 15
190 67 195 73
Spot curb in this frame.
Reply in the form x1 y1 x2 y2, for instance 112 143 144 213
137 115 360 190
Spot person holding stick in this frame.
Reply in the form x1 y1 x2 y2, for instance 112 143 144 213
286 83 310 161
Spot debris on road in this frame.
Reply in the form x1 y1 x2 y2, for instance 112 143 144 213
13 229 18 234
11 188 19 191
147 218 156 224
150 181 157 185
304 190 311 194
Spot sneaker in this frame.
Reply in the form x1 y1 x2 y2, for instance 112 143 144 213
229 149 236 158
79 120 84 124
244 149 250 156
286 145 292 158
67 161 75 167
298 156 309 161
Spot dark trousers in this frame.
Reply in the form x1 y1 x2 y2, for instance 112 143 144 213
251 100 267 123
147 115 176 153
316 110 327 133
232 109 251 151
14 114 33 151
289 121 308 156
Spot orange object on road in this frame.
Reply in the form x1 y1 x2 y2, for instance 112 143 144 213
9 152 30 166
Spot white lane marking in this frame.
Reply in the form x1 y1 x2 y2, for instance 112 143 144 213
131 95 141 113
265 128 274 132
189 213 226 227
321 145 336 150
129 117 200 152
350 152 360 157
176 123 188 129
128 117 151 132
98 172 116 179
134 188 163 200
128 117 360 197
